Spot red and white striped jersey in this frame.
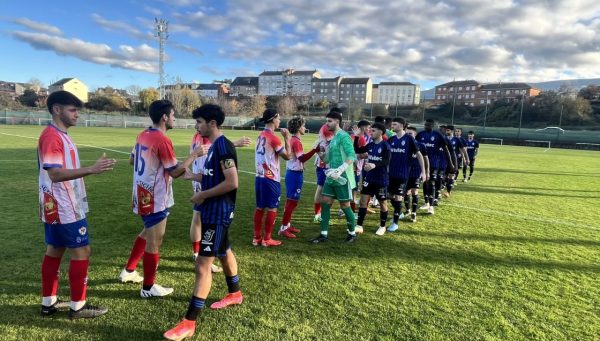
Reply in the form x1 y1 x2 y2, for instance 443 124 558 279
38 124 88 224
190 132 210 193
131 128 178 215
255 128 283 182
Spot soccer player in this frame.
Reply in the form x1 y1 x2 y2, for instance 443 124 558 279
187 123 250 270
416 119 454 214
352 123 391 236
39 91 116 319
406 126 429 223
346 119 370 216
119 100 202 298
454 128 468 180
278 116 318 238
312 122 335 222
253 109 291 247
310 109 358 244
464 131 480 181
385 118 425 231
443 125 468 198
164 104 242 341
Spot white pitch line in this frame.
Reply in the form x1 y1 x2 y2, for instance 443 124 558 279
3 132 599 231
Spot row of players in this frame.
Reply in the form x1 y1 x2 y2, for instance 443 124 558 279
251 109 479 246
36 91 478 340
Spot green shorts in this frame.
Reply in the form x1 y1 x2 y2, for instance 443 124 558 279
322 180 353 202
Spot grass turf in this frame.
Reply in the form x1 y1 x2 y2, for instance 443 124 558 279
0 125 599 340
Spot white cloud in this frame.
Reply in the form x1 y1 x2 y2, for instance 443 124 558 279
13 18 63 35
12 31 158 73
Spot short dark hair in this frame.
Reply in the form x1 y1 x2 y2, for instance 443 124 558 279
149 100 174 124
392 117 407 128
468 130 475 134
47 91 82 114
384 116 392 125
192 104 225 126
287 116 305 134
425 118 435 124
326 111 342 122
357 120 370 128
406 126 418 132
446 125 455 130
329 107 342 114
374 116 385 123
371 122 386 133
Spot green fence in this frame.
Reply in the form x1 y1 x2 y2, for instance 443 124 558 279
0 110 255 129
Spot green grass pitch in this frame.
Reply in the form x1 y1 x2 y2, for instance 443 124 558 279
0 125 599 340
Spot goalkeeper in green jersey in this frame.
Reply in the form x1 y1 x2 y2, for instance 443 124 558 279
310 109 358 244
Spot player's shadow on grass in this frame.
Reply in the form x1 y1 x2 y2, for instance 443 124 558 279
457 184 600 199
401 229 600 247
477 167 600 177
0 304 157 340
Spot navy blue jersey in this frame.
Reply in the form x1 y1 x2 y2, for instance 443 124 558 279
355 139 391 186
451 136 465 158
409 142 427 178
416 130 448 170
199 135 237 225
465 139 479 159
388 134 418 179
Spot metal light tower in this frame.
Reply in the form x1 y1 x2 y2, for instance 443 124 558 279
155 18 169 99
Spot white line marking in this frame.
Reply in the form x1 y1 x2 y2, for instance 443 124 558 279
3 132 598 231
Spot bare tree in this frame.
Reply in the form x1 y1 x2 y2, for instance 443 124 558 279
277 96 297 117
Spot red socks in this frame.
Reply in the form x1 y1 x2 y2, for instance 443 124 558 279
264 211 277 240
253 209 264 239
192 241 200 254
314 203 321 215
69 259 89 302
41 255 61 297
143 252 160 287
281 199 299 226
126 236 146 271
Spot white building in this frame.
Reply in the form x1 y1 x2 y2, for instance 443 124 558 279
258 69 320 96
378 82 420 105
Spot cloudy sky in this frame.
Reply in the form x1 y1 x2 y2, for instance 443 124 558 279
1 0 600 91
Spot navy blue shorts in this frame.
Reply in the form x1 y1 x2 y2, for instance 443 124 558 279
45 219 89 248
199 223 231 258
388 177 408 197
255 177 281 209
316 167 327 186
141 209 169 228
285 169 303 201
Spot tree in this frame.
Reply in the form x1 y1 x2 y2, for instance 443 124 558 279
126 85 142 97
371 104 388 117
18 89 39 107
277 96 296 117
578 85 600 100
243 95 266 117
166 86 201 118
0 93 23 109
139 88 159 112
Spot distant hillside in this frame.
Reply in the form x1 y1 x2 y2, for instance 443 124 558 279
529 78 600 91
420 78 600 97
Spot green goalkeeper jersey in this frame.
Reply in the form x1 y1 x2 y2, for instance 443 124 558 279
325 129 356 189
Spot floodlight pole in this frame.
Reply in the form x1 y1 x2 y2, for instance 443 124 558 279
517 93 525 139
483 91 489 133
155 18 169 99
